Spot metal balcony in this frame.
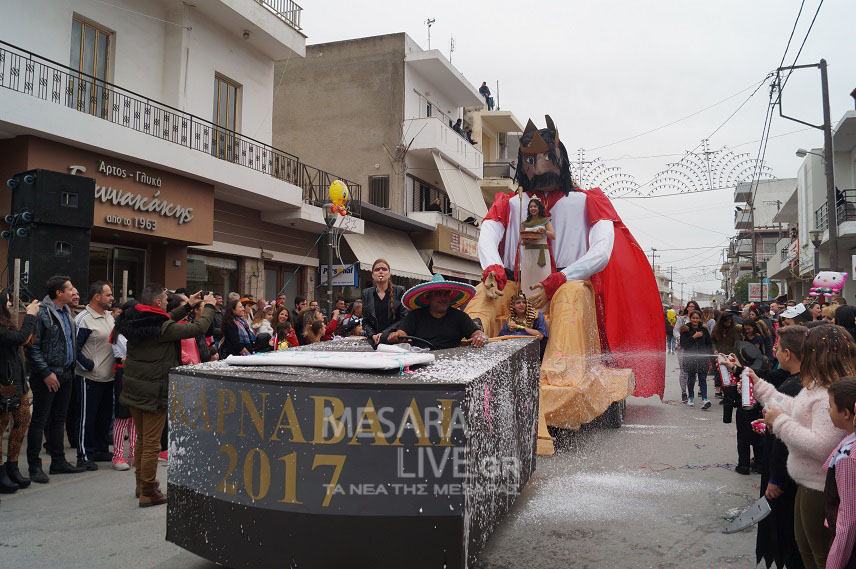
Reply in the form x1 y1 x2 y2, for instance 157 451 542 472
734 182 752 203
814 189 856 234
256 0 303 31
734 209 752 230
483 162 515 179
0 40 360 215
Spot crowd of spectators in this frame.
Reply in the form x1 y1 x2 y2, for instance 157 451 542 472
668 297 856 568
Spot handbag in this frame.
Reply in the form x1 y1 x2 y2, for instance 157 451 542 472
0 383 20 413
180 337 201 365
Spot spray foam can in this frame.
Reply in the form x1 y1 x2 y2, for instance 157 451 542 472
740 368 756 409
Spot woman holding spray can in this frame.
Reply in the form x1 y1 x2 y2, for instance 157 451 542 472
742 324 856 569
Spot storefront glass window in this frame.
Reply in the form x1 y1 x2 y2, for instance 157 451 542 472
187 254 239 297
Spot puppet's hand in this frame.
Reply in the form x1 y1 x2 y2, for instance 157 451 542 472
482 265 507 299
529 272 566 308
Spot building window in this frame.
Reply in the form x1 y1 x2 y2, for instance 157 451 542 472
187 253 240 297
69 16 112 117
369 176 390 208
212 75 241 161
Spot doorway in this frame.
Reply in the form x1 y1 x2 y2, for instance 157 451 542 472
89 243 146 301
264 262 301 305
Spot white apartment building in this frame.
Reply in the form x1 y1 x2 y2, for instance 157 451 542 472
724 178 796 298
0 0 361 300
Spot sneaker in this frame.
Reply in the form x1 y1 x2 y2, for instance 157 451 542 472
681 392 688 403
76 459 98 471
735 465 751 475
687 398 694 407
112 459 130 471
715 392 724 398
701 399 712 410
158 451 168 463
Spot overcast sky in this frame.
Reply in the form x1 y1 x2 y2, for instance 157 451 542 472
303 1 854 297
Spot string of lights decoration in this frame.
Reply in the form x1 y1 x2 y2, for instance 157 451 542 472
573 140 776 198
571 149 642 197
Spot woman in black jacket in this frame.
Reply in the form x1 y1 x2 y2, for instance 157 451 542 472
0 293 40 493
361 259 406 345
220 299 255 358
679 309 713 409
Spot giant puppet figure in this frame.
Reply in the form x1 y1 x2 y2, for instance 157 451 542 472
465 116 665 455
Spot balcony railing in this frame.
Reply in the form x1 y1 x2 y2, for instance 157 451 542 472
256 0 303 31
483 161 515 179
411 184 479 224
814 189 856 232
0 40 360 215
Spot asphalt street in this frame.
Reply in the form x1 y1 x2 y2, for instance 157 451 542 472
0 352 761 569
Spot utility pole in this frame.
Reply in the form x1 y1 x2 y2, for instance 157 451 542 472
669 266 674 306
649 248 658 269
776 59 838 270
748 201 757 277
820 59 838 270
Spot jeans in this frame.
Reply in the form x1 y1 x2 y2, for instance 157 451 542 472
27 369 74 466
794 485 832 569
666 336 675 352
685 360 708 400
130 407 167 486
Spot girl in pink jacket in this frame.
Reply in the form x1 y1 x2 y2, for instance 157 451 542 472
749 325 856 569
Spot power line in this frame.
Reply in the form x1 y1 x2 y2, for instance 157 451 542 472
617 72 774 197
585 77 771 151
779 0 825 97
778 0 807 71
599 127 812 162
621 198 732 237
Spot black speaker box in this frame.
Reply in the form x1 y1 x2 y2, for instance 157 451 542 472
9 169 95 229
8 224 91 301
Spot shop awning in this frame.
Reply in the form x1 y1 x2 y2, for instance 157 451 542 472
431 252 482 282
344 224 433 282
433 153 488 220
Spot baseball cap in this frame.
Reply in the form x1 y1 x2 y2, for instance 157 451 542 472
780 303 806 319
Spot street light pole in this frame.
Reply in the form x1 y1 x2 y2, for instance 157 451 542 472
776 60 838 270
324 210 337 316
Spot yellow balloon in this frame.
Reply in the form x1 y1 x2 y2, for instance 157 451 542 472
328 180 349 207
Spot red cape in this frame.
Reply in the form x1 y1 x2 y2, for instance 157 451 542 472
584 188 666 399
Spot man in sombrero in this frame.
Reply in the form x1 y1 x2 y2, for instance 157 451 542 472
385 274 487 349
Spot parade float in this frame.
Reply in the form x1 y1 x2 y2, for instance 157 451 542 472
166 338 540 569
166 181 540 568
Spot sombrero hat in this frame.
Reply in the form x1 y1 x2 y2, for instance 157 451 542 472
402 274 476 311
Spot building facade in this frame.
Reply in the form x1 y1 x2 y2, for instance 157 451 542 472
273 33 494 287
723 178 796 300
0 0 361 302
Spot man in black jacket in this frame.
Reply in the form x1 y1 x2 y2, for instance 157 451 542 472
26 275 84 483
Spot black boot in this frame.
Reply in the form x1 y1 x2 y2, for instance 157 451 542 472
28 463 50 484
6 462 31 489
0 466 19 493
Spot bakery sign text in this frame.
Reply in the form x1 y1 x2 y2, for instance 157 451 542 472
68 161 194 227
